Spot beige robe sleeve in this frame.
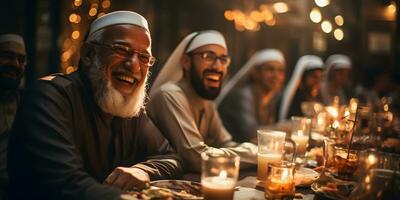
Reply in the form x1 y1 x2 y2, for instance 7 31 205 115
148 86 257 172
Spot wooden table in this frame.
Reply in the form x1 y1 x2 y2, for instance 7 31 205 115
184 168 321 200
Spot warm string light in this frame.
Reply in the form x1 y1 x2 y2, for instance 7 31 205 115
61 0 112 74
309 1 345 41
224 2 288 32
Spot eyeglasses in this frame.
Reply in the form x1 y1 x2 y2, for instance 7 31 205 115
90 41 156 67
0 50 27 65
189 51 231 67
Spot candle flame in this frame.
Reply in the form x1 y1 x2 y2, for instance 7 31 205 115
326 106 338 118
367 154 377 165
332 120 339 129
297 130 303 136
281 168 289 181
219 170 227 179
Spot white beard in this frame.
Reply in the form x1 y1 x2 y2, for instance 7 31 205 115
88 57 147 118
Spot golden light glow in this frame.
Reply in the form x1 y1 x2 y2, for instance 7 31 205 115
262 9 273 21
98 12 106 18
71 31 80 39
89 8 98 16
74 0 82 7
234 23 245 31
69 13 81 23
321 20 332 33
310 8 322 23
265 18 276 26
244 18 258 31
102 0 111 9
61 51 71 62
69 13 77 23
250 10 264 22
335 15 344 26
273 2 289 13
334 28 344 40
388 2 397 13
315 0 330 7
224 10 234 21
66 66 76 74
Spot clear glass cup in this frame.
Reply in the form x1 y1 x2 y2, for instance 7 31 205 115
334 146 359 180
290 116 311 166
257 130 286 182
265 161 296 200
201 152 240 200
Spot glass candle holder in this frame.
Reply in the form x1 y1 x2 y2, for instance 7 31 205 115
257 130 286 182
265 161 296 200
201 152 240 200
291 116 311 165
334 146 359 180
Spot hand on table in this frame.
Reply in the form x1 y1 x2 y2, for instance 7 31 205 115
104 167 150 191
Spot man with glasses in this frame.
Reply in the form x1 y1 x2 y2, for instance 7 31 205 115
0 33 27 199
148 30 257 172
8 11 182 200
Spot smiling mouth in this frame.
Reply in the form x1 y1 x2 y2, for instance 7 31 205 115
204 71 222 82
112 72 136 85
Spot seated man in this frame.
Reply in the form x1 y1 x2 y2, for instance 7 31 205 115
148 30 257 172
321 54 352 105
8 11 182 200
277 55 324 121
0 33 27 198
217 49 286 142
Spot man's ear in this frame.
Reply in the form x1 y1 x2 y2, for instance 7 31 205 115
180 54 191 72
80 43 93 66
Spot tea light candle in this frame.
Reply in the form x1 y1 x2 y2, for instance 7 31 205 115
202 170 236 200
257 153 282 181
291 130 309 155
265 168 295 197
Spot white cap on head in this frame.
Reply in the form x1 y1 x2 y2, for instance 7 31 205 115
88 11 149 37
278 55 324 121
149 30 227 97
0 34 25 49
216 49 285 105
325 54 351 72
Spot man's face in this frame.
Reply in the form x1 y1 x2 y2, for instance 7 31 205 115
331 68 350 88
87 24 152 117
187 44 229 100
301 69 323 98
254 61 285 92
0 41 26 90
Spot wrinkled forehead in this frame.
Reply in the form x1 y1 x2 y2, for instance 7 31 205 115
0 41 26 55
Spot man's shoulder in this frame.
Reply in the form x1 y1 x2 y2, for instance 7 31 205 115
32 72 82 92
153 81 185 98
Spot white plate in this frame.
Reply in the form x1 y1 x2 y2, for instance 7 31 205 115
294 167 319 187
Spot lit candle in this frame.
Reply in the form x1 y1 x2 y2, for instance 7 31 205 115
265 167 295 199
202 170 236 200
257 153 282 181
291 130 309 155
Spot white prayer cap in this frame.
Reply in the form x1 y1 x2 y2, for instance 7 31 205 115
325 54 351 71
0 34 25 49
88 11 149 37
278 55 324 121
149 30 227 97
216 49 285 105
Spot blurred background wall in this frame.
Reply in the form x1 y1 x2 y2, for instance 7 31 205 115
0 0 398 89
